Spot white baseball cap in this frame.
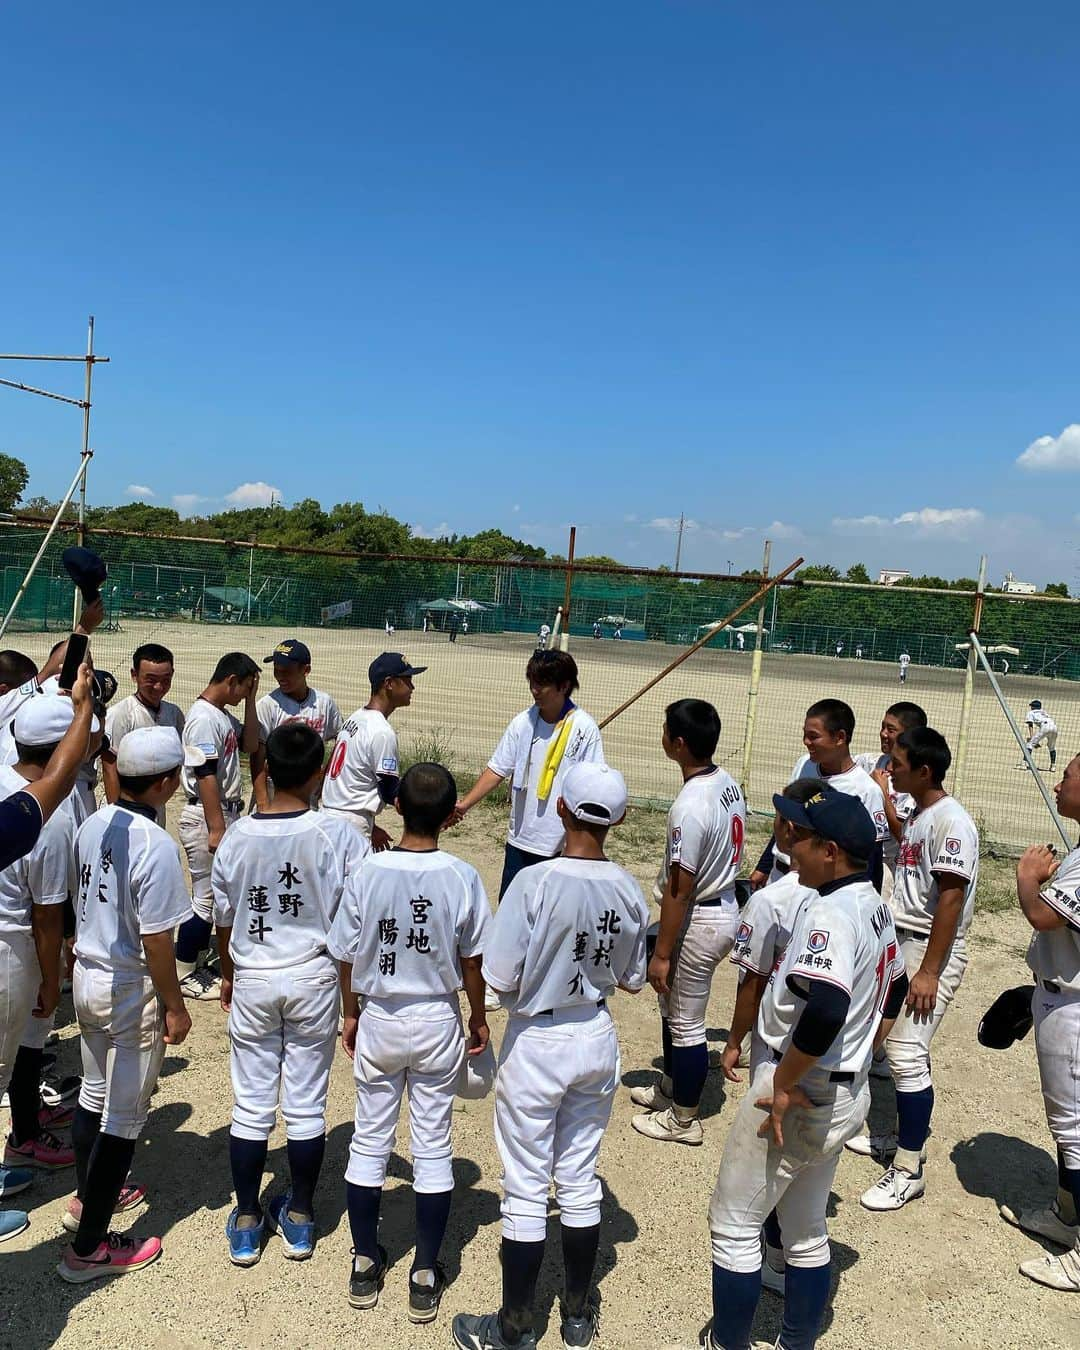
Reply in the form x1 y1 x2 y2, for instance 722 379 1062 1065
13 694 100 747
561 762 628 826
116 726 187 777
455 1043 496 1101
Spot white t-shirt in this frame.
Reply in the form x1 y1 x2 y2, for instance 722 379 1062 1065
1027 846 1080 992
328 848 491 998
893 795 980 938
0 764 77 938
732 870 815 978
181 698 245 804
854 751 916 865
106 694 185 752
488 706 605 857
320 708 398 817
654 767 746 908
212 810 367 970
74 803 193 975
757 877 905 1076
483 856 650 1016
0 679 40 766
256 687 342 745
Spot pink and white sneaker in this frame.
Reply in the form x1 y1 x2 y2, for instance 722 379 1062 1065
4 1129 75 1170
38 1104 75 1131
57 1232 163 1283
63 1184 148 1233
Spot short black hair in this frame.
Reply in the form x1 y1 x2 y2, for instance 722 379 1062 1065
886 701 927 730
211 652 260 684
665 698 721 760
14 741 55 768
397 762 457 836
525 649 579 693
118 768 180 796
781 776 825 805
132 642 174 671
0 650 36 689
806 698 855 742
896 726 952 786
266 724 324 790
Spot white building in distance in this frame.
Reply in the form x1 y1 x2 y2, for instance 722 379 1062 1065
878 568 911 586
1002 572 1036 595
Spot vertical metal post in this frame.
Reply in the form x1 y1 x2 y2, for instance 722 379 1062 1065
560 526 576 652
741 539 771 799
954 554 987 796
72 317 95 626
247 546 254 621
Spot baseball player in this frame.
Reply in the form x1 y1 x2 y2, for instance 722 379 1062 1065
834 640 843 659
537 623 551 651
736 631 745 651
212 723 366 1266
855 643 864 660
452 763 649 1350
629 699 746 1146
1024 700 1058 770
100 643 185 809
328 763 491 1323
1005 753 1080 1291
320 652 425 849
176 653 261 999
855 701 928 904
899 650 911 684
60 726 193 1282
250 639 342 810
705 786 906 1350
847 727 979 1212
592 621 601 640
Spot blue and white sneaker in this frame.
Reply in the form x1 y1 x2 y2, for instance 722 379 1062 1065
0 1208 30 1243
225 1208 264 1267
267 1192 315 1260
0 1164 33 1200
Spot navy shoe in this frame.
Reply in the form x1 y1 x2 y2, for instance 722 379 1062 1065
349 1244 388 1309
225 1207 264 1267
267 1191 315 1260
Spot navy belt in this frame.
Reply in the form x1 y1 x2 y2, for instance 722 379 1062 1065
1042 980 1061 994
535 998 606 1018
771 1049 854 1084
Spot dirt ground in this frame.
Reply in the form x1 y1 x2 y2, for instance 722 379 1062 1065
3 803 1078 1350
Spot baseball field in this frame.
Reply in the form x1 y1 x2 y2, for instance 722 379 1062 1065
2 620 1078 1348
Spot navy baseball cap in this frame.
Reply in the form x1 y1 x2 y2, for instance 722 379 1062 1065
369 652 427 689
772 783 876 863
264 639 311 666
62 546 107 603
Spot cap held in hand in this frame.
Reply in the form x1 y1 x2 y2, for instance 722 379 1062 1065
61 546 108 604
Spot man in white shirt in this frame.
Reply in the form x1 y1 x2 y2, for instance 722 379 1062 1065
101 643 185 809
250 638 342 810
320 652 425 849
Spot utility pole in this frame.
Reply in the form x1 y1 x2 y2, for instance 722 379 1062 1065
674 512 685 571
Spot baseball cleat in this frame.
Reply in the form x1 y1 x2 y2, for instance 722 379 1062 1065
560 1293 600 1348
180 966 221 1000
452 1311 538 1349
4 1129 75 1170
349 1244 388 1309
40 1074 81 1107
408 1262 447 1324
225 1208 265 1267
57 1231 163 1283
999 1201 1079 1249
631 1106 703 1146
1018 1247 1080 1291
0 1208 30 1243
267 1192 315 1259
629 1080 673 1111
0 1164 33 1200
860 1165 926 1212
760 1257 786 1297
63 1183 147 1234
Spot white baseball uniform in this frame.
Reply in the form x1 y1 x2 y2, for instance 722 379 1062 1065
327 849 491 1193
654 767 746 1047
180 697 245 920
1026 846 1080 1168
899 653 911 681
212 811 366 1141
710 876 904 1272
855 750 916 900
1025 708 1058 753
320 707 398 838
885 795 979 1092
488 705 605 860
483 856 649 1241
772 760 888 878
256 686 342 745
106 694 185 823
0 679 39 766
73 803 193 1138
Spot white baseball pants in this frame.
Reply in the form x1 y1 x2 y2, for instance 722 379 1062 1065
346 994 464 1193
18 922 65 1051
229 954 339 1141
884 931 967 1094
495 1004 620 1242
1034 985 1080 1170
75 963 165 1140
1027 727 1058 753
709 1061 868 1271
0 932 38 1096
178 802 241 920
661 902 740 1047
320 805 374 839
74 779 98 820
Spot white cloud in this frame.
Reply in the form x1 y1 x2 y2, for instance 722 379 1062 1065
832 514 890 530
412 521 452 539
172 493 208 515
762 519 800 539
721 526 754 541
126 484 154 499
833 508 982 533
1017 424 1080 471
647 516 699 532
225 481 281 508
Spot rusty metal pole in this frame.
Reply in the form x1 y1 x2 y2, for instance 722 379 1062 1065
560 526 576 652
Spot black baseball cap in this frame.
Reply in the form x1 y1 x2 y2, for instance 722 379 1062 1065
977 984 1035 1050
369 652 427 689
264 639 311 666
62 546 108 603
772 783 876 863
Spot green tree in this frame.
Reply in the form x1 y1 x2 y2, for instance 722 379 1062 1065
0 454 30 512
798 563 841 581
844 562 872 584
1045 581 1069 598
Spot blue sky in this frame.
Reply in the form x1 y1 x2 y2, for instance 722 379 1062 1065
3 2 1079 586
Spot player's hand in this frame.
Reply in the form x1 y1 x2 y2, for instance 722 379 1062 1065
721 1040 743 1083
32 978 61 1020
77 596 105 634
755 1082 814 1148
749 869 768 892
446 803 468 828
1017 844 1059 888
69 663 95 714
341 1014 359 1059
871 767 891 794
468 1015 490 1055
371 825 393 852
647 953 671 997
208 824 225 853
219 977 233 1013
906 968 939 1020
165 1006 193 1046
